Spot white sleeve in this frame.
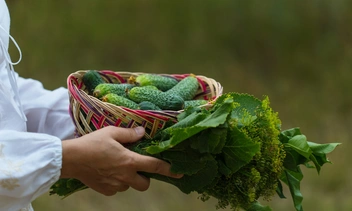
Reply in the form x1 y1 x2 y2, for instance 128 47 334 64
17 76 76 140
0 76 76 210
0 131 62 211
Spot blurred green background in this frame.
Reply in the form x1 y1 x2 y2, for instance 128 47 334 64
6 0 352 210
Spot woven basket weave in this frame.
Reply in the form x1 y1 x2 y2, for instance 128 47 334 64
67 70 223 139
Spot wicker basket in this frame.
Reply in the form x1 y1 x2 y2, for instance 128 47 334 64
67 70 223 139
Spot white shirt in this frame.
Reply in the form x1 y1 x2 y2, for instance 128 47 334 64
0 0 75 210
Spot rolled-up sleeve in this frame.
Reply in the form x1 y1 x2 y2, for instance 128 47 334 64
0 131 62 211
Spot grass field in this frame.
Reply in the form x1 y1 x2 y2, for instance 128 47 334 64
6 1 352 210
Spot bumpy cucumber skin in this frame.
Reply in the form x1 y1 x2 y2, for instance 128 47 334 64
135 74 178 91
166 75 199 100
140 85 160 91
82 70 105 95
128 86 184 110
184 99 208 108
138 101 162 110
102 93 139 109
93 83 134 99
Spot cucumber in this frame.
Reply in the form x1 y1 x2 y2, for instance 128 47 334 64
135 74 178 91
141 85 160 91
128 86 184 110
138 101 162 110
184 99 208 109
82 70 105 95
102 93 139 109
93 83 135 99
166 74 199 100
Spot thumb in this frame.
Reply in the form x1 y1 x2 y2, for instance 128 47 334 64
111 126 145 144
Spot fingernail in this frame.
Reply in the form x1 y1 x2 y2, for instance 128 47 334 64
134 126 145 136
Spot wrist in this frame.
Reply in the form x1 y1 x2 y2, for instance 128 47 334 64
60 139 81 179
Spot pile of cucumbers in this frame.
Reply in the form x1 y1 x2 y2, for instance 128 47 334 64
82 70 209 111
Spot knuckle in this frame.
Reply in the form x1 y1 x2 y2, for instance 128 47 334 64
126 128 136 141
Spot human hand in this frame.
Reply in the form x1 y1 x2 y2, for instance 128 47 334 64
60 126 182 196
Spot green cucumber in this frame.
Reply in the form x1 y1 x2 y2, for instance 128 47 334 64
138 101 162 110
102 93 139 109
166 74 199 100
184 99 208 109
128 86 184 110
135 74 178 91
82 70 105 95
141 85 160 91
93 83 135 99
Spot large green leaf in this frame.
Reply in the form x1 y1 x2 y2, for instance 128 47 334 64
308 142 340 155
150 153 218 194
190 127 228 154
146 98 234 154
276 179 286 199
217 159 233 176
280 169 304 211
161 148 207 175
308 154 322 173
279 127 302 143
214 92 261 117
284 135 312 159
307 142 340 174
222 126 260 173
283 149 307 171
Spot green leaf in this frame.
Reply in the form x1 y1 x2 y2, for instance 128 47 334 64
308 154 322 173
307 142 340 174
283 149 308 171
196 97 234 128
214 92 261 117
190 127 228 154
217 159 232 176
149 153 218 194
50 178 87 198
284 135 312 159
247 201 272 211
177 106 204 121
279 127 302 143
276 179 286 199
146 98 234 154
222 126 260 173
283 138 340 174
280 169 304 211
308 142 341 154
312 153 331 167
161 148 207 175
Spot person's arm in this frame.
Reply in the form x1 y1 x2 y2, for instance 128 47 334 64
0 126 182 210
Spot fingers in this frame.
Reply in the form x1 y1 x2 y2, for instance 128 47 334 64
132 153 183 179
129 173 151 191
84 177 130 196
105 126 145 144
